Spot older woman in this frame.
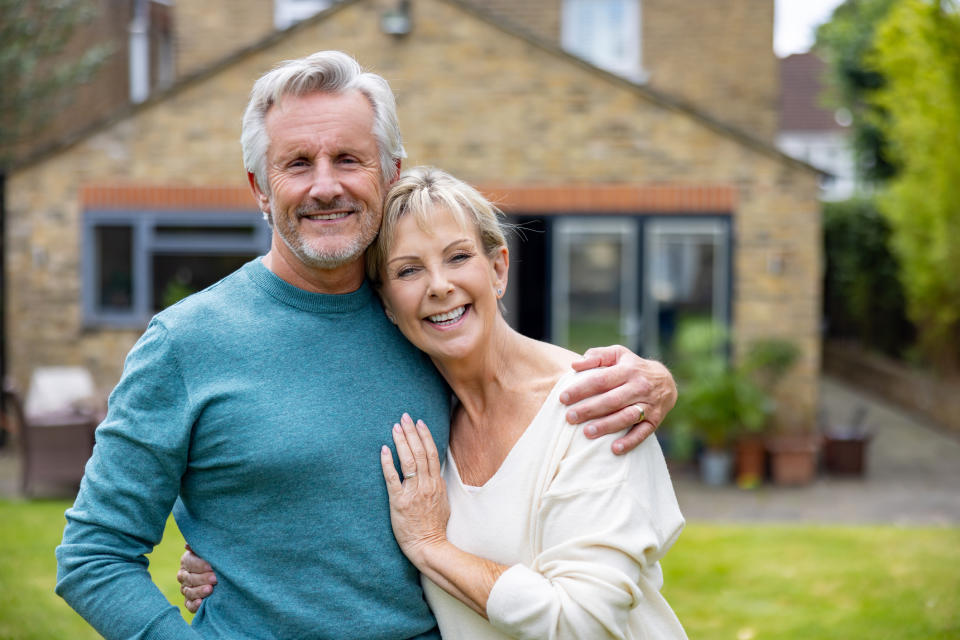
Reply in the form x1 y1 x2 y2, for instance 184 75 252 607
182 167 687 639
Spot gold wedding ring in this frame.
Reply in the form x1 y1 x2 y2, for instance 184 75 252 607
633 404 646 425
404 472 417 479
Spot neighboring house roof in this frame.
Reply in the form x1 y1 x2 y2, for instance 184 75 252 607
13 0 819 176
780 52 843 133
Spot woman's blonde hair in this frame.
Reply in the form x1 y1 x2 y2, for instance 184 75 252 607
367 166 508 287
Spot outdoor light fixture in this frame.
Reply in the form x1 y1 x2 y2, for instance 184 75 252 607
381 0 412 36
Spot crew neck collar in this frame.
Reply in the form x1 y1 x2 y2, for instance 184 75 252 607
243 258 373 313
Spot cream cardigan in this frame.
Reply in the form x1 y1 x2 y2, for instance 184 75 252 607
423 371 688 639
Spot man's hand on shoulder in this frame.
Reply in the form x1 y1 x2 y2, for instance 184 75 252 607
560 345 677 455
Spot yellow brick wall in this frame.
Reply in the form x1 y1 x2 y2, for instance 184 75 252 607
643 0 779 142
461 0 778 142
6 0 820 424
174 0 275 77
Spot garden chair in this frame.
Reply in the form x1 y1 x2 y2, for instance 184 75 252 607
2 372 101 497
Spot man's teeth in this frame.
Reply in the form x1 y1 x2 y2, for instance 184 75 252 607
306 212 350 220
428 306 466 324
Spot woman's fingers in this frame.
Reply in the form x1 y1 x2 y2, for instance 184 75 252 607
417 419 442 478
179 547 213 576
401 413 428 476
380 445 401 492
393 417 418 481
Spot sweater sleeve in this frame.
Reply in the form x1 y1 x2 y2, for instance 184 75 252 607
485 425 685 640
55 319 203 639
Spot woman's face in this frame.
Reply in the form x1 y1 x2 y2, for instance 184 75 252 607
379 206 507 363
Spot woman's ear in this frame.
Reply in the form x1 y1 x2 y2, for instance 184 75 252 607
382 301 398 325
492 246 509 298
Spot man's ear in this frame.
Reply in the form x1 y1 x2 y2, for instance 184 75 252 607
388 159 402 187
247 172 270 214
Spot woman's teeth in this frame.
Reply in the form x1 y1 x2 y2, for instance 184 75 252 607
428 306 466 325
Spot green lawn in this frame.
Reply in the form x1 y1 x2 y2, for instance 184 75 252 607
2 499 958 639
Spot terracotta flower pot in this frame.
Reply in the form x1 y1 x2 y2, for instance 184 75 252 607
766 434 820 486
735 435 766 488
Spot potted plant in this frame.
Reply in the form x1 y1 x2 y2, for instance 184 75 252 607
736 338 801 487
669 320 776 486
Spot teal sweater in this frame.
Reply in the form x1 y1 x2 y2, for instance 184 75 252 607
56 259 451 639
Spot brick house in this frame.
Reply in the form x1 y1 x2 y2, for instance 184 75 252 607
5 0 822 428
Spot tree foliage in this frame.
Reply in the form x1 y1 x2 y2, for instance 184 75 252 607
822 198 913 357
0 0 110 168
815 0 898 181
868 0 960 372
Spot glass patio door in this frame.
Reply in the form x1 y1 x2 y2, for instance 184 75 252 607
551 219 640 354
643 219 730 359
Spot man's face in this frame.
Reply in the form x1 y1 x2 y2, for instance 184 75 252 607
258 90 386 272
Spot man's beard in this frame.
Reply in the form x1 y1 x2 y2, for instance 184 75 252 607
272 198 379 270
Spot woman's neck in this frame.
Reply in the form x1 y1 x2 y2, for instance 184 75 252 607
432 318 525 421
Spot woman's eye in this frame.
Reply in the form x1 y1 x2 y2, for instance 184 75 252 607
396 266 419 278
450 252 472 263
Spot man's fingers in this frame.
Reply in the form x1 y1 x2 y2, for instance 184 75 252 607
611 421 655 455
560 367 630 408
186 598 202 614
573 345 626 370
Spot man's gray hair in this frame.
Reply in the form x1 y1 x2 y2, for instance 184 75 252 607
241 50 405 194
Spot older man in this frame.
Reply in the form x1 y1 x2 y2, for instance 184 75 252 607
56 51 675 639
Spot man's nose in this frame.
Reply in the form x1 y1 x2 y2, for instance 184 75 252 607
308 162 345 202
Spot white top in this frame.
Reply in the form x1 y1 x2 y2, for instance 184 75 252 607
423 372 688 639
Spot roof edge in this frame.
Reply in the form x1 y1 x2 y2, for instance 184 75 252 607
11 0 822 178
443 0 823 176
9 0 363 174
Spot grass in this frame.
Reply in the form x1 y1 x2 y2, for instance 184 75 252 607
0 499 191 639
1 499 958 639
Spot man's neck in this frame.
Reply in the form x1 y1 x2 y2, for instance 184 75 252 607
262 248 366 295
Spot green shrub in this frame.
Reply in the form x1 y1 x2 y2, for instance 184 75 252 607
823 197 914 356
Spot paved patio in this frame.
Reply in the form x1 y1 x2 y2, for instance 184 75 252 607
3 375 959 525
671 375 960 525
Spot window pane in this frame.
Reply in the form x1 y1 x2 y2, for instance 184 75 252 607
152 254 254 311
553 220 639 354
562 0 640 78
155 225 256 238
568 234 626 353
96 225 133 312
645 221 729 360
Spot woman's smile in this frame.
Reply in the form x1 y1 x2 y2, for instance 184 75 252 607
380 206 507 363
425 304 470 329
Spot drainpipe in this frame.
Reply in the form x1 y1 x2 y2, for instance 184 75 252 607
129 0 150 103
